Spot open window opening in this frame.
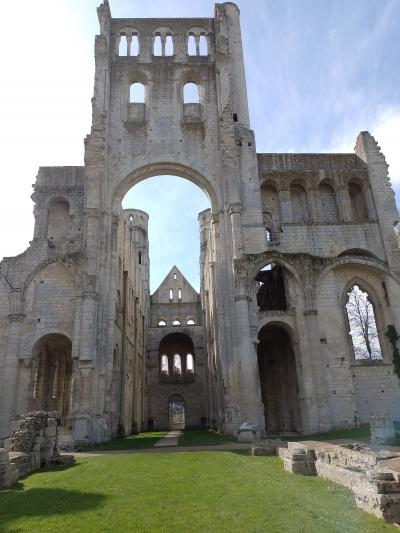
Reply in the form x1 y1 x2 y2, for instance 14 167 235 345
173 354 182 374
186 354 194 373
119 35 128 56
186 317 195 325
165 35 174 56
131 35 139 56
345 284 383 360
153 35 162 56
199 35 208 56
187 35 196 55
129 83 145 103
158 319 167 326
172 318 181 326
160 354 169 374
183 82 200 104
256 263 287 312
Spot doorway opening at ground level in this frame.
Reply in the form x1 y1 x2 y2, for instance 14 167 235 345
31 333 73 427
257 324 301 434
169 394 185 430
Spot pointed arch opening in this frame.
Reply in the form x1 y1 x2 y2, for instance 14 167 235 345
345 284 383 360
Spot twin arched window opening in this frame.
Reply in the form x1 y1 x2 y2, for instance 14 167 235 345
119 34 139 57
153 35 174 56
187 35 208 56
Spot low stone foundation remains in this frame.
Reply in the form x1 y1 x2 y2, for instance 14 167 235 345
0 411 74 489
273 440 400 524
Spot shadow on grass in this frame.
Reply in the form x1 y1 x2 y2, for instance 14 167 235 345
0 487 106 532
178 429 237 447
86 431 167 451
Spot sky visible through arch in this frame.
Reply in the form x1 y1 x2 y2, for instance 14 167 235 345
123 177 209 293
0 0 399 291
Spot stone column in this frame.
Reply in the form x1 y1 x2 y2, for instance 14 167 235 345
230 203 243 259
234 273 264 435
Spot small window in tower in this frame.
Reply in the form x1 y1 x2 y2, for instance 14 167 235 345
119 35 128 56
165 35 174 56
265 228 272 242
130 83 145 103
183 83 200 104
187 35 196 55
173 273 177 280
138 252 142 264
233 113 238 122
186 318 195 325
131 35 139 56
169 289 173 300
172 318 181 326
178 289 182 300
158 319 167 326
199 35 208 56
154 35 162 56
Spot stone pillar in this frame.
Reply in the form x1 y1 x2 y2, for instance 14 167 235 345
230 203 243 259
234 274 264 434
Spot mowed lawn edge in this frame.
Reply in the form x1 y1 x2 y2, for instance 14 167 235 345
0 451 395 533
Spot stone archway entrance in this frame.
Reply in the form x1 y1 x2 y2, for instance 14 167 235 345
257 325 301 434
31 334 73 427
168 394 185 430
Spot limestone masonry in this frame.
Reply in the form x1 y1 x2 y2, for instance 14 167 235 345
1 1 400 446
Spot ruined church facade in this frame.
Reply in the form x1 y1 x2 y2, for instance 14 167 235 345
1 1 400 446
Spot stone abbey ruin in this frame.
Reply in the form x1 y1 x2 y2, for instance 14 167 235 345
1 1 400 448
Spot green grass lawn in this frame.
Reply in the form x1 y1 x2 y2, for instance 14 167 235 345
86 431 167 451
178 429 237 446
0 451 395 532
288 424 371 442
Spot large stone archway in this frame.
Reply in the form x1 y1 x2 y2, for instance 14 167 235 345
257 324 301 434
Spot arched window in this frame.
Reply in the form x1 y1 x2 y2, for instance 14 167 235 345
173 354 182 374
187 35 196 55
153 35 162 56
199 35 208 56
178 289 182 300
290 184 309 223
119 35 128 56
319 183 338 223
158 319 167 326
348 182 368 222
161 354 169 374
165 35 174 56
169 289 173 300
265 228 272 242
186 318 195 325
131 35 139 56
186 354 194 373
129 83 145 103
183 83 200 104
172 318 181 326
345 284 382 360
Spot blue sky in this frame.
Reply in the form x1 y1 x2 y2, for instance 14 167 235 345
0 0 399 292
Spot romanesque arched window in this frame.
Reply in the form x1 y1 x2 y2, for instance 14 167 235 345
345 284 382 360
158 319 167 326
161 354 169 374
186 353 194 373
173 354 182 374
183 83 200 104
129 83 145 103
